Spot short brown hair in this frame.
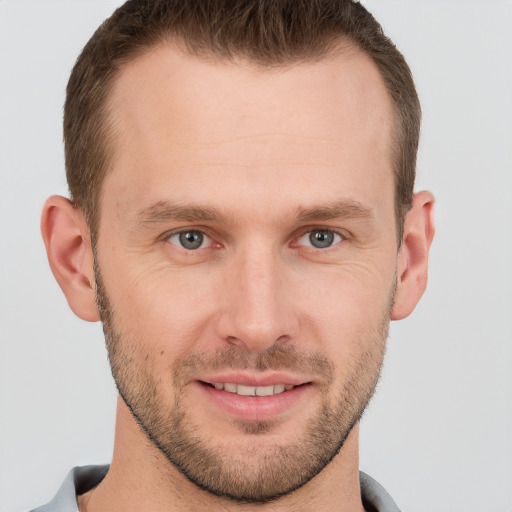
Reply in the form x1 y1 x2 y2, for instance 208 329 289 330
64 0 420 240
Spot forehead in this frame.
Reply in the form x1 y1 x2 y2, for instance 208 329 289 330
102 44 394 223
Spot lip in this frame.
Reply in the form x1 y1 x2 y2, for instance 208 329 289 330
197 371 310 387
192 373 313 422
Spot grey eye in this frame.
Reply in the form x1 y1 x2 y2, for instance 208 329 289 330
298 229 342 249
168 230 208 250
310 230 334 248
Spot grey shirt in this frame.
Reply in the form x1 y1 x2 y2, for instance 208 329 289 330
30 465 401 512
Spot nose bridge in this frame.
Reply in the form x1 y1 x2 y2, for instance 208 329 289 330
220 240 295 351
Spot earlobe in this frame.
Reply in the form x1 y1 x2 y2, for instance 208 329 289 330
41 195 100 322
391 191 435 320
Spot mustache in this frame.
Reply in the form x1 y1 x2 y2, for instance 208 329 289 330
173 344 334 383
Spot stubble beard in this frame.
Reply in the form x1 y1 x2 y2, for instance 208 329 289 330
94 261 392 504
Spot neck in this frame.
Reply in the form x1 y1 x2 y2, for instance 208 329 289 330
79 397 366 512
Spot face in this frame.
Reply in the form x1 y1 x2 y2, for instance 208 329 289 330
95 45 398 502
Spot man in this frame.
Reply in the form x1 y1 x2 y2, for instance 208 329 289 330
35 0 434 510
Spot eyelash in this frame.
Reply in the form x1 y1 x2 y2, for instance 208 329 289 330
296 229 344 250
165 230 215 251
164 227 347 252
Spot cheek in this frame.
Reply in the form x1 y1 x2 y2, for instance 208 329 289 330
104 262 219 356
295 260 395 360
99 240 397 365
298 258 395 320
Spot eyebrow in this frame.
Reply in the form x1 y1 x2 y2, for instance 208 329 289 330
133 199 374 227
294 200 375 223
134 201 232 225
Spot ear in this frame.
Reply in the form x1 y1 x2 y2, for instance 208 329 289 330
41 195 100 322
391 191 435 320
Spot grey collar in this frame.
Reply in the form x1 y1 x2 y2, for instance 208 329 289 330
30 465 401 512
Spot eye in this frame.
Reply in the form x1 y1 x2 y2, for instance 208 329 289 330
167 230 211 250
298 229 343 249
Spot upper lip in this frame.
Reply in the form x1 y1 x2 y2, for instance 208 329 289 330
196 372 311 387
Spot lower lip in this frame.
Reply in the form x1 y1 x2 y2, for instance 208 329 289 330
196 382 311 422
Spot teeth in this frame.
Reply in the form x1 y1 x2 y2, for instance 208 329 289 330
255 385 274 397
212 383 295 396
237 384 256 396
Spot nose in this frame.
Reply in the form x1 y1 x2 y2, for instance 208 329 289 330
215 244 299 353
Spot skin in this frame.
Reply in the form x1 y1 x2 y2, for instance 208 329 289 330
41 43 434 512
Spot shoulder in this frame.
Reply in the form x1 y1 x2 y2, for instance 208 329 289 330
360 471 402 512
28 465 109 512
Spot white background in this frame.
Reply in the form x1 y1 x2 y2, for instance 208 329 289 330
1 1 511 511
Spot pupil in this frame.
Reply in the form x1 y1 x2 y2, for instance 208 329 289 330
179 231 203 249
310 230 334 248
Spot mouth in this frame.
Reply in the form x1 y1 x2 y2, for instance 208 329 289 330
194 377 313 422
201 381 303 396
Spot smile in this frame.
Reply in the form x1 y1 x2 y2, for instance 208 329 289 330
211 382 295 396
196 378 312 421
